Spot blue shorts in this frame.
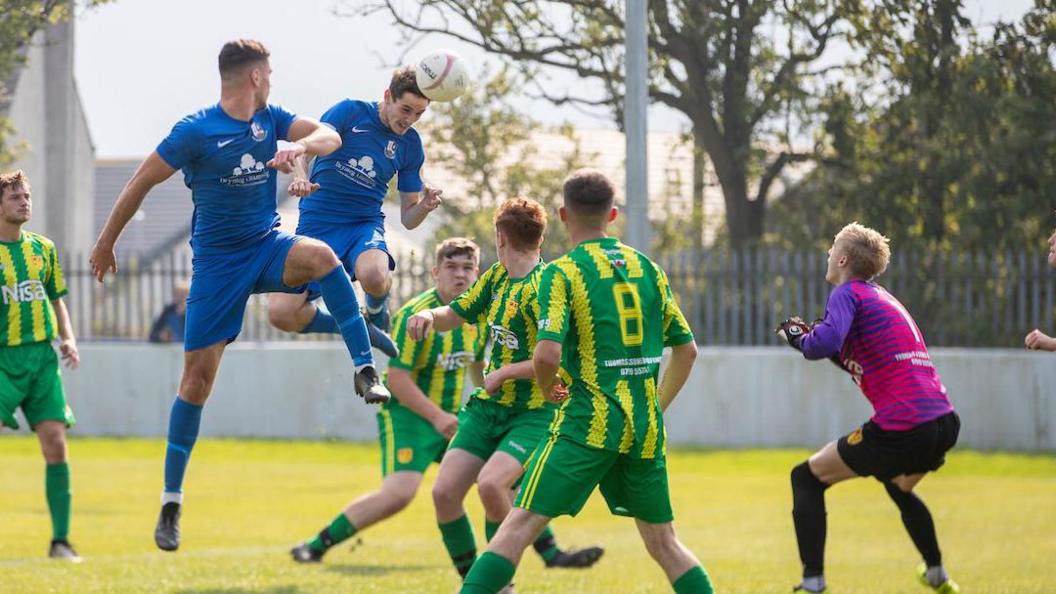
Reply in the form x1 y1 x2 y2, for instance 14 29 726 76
297 218 395 299
184 230 305 352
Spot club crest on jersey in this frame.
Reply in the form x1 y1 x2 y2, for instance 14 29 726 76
385 140 397 159
30 255 44 269
250 121 267 141
397 448 414 464
505 299 519 317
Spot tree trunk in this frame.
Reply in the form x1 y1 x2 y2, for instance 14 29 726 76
692 136 705 251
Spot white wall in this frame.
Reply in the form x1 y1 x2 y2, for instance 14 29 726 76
25 344 1055 452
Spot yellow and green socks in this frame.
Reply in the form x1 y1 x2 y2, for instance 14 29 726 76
45 462 71 541
307 513 357 554
460 551 515 594
440 515 478 578
673 565 714 594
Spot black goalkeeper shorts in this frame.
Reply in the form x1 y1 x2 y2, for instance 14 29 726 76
837 411 960 481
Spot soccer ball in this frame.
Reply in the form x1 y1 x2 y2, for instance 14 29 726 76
414 49 472 102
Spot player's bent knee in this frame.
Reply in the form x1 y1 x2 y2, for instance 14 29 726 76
267 306 301 332
357 267 390 296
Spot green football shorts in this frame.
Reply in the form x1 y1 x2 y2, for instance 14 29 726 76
376 404 448 476
448 393 555 465
515 434 674 524
0 342 74 431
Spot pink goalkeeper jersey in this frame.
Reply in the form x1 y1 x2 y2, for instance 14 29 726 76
800 279 954 431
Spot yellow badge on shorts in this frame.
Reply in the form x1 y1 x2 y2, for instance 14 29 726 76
397 448 414 464
847 427 864 446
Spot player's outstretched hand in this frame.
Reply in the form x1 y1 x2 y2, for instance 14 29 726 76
89 242 117 282
1025 328 1056 352
288 177 320 198
775 316 812 351
420 185 443 213
406 310 434 341
59 339 80 370
267 142 306 174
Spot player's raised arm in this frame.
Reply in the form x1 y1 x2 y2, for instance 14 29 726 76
399 185 442 230
406 305 464 340
90 152 177 281
269 117 341 173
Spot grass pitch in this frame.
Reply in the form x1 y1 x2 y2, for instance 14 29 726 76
0 436 1053 593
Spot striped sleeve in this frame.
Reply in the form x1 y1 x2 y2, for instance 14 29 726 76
388 303 424 371
535 261 572 343
450 262 497 323
658 266 693 346
43 239 67 300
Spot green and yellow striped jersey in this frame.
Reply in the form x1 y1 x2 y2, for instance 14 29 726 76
0 231 67 347
450 261 552 410
536 237 693 459
384 288 486 414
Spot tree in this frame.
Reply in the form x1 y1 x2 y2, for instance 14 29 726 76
0 1 110 165
419 68 597 261
353 0 847 248
768 0 1056 251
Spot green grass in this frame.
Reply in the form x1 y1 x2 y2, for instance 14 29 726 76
0 436 1053 593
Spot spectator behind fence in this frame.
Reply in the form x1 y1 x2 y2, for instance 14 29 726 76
149 281 189 343
1025 227 1056 352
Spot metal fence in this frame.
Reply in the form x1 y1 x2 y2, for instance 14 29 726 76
62 248 1055 348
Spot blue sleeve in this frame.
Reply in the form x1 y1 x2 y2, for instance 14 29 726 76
397 134 425 193
801 283 857 360
270 104 298 141
319 99 352 133
156 117 200 171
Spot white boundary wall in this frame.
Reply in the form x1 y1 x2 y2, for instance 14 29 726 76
18 344 1054 452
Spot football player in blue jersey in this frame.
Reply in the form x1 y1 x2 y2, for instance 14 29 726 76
90 39 390 553
267 66 442 353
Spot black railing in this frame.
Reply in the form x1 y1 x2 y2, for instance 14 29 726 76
60 248 1055 348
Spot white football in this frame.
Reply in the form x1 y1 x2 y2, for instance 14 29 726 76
415 49 472 102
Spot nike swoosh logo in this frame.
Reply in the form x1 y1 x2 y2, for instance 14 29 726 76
217 138 235 148
350 126 369 134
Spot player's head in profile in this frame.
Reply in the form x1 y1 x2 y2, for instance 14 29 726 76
559 168 618 232
380 66 429 136
433 237 480 300
218 39 272 110
826 222 891 286
0 169 32 226
493 197 546 261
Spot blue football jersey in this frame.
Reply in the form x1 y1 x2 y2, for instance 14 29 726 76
302 99 425 224
156 103 297 254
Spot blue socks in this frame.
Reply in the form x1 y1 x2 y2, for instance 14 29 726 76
317 265 374 368
365 291 387 314
164 397 203 494
301 308 340 334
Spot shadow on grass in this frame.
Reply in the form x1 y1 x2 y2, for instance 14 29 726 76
325 563 441 577
176 583 302 587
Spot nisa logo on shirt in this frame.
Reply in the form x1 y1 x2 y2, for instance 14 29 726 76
490 325 520 350
334 155 379 189
220 154 269 187
1 280 47 305
436 351 474 371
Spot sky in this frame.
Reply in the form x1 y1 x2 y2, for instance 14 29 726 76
73 0 1036 158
